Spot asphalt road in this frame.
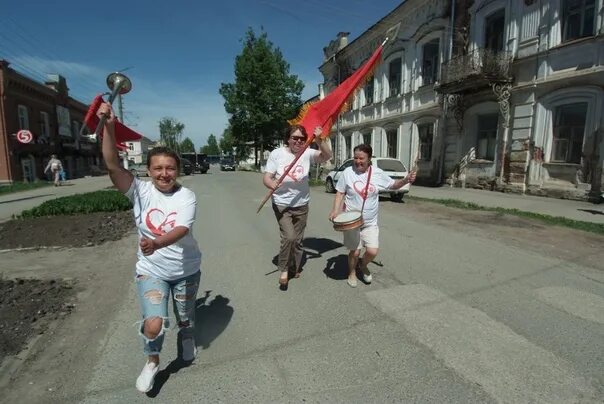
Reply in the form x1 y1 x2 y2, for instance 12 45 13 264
10 168 601 403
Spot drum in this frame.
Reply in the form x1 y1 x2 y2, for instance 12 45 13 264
332 210 363 232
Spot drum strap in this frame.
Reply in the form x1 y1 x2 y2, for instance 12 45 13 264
360 165 372 213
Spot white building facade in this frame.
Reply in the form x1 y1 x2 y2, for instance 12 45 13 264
320 0 604 201
125 136 155 164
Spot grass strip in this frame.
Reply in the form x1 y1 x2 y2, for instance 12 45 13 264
18 190 132 218
408 196 604 235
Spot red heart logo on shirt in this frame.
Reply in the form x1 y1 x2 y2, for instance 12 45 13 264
284 163 304 182
145 208 177 236
353 180 375 198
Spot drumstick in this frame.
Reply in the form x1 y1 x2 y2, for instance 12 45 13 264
256 136 315 213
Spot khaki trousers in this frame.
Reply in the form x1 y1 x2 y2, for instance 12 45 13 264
272 203 309 273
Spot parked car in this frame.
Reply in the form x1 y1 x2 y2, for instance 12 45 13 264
181 152 209 174
129 163 148 177
181 158 194 175
325 157 411 202
220 158 237 171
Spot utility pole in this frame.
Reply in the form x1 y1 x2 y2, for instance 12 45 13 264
116 93 129 169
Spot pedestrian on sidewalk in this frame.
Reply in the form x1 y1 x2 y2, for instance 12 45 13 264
97 102 203 394
263 124 332 290
329 144 416 287
44 154 62 186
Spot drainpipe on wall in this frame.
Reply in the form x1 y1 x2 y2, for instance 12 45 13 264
0 63 13 183
438 0 457 184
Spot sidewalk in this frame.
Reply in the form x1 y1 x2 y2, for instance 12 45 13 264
410 185 604 224
0 176 113 222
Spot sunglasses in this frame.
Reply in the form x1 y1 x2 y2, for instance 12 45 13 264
290 136 306 143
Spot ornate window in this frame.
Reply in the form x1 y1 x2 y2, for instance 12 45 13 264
485 9 506 52
389 58 402 96
344 135 352 159
562 0 595 42
418 123 434 161
386 129 398 158
477 114 499 160
364 76 374 105
422 39 440 85
551 102 587 163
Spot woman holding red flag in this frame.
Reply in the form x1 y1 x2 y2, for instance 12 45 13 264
263 125 332 290
329 144 416 287
97 102 202 393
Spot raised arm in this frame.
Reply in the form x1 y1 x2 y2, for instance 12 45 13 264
312 126 333 164
97 102 134 193
389 171 417 190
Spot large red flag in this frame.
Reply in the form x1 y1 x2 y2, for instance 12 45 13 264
289 43 384 138
257 43 385 213
83 94 143 150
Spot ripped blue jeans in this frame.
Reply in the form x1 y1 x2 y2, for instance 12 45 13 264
135 271 201 356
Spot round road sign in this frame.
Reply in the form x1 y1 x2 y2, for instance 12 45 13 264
16 130 33 144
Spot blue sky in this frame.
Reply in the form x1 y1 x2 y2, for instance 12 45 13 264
1 0 400 149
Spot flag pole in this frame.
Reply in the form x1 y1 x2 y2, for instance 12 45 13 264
256 36 392 214
256 135 315 213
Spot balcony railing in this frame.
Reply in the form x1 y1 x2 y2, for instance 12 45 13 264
438 48 513 92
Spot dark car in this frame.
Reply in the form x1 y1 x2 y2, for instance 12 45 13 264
197 159 210 174
220 158 236 171
181 158 194 175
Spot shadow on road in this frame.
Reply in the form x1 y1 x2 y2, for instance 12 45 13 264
323 254 349 280
268 237 344 276
194 291 233 349
146 290 233 397
577 208 604 215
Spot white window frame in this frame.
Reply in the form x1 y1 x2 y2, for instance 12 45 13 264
470 0 510 53
385 127 399 158
463 102 501 162
534 86 603 164
548 0 603 48
18 105 29 129
415 30 444 90
386 54 403 98
412 116 439 163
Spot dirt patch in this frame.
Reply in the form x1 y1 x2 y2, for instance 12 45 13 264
0 278 78 363
0 210 134 250
0 210 135 375
395 199 604 271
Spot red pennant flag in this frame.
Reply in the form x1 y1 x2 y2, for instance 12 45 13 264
84 94 143 149
289 44 384 138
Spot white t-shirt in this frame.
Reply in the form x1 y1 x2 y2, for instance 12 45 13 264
335 166 394 226
265 147 320 207
125 178 202 280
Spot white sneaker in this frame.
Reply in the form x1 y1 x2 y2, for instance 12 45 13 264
360 266 372 284
347 277 358 288
135 361 159 393
182 337 197 362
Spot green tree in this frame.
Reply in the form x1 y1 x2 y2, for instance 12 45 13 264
200 134 220 155
180 137 195 153
219 126 234 154
220 28 304 166
158 117 185 153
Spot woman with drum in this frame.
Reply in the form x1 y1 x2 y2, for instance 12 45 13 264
329 144 416 287
263 124 332 290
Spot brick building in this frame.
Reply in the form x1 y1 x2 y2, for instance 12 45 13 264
0 60 101 184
